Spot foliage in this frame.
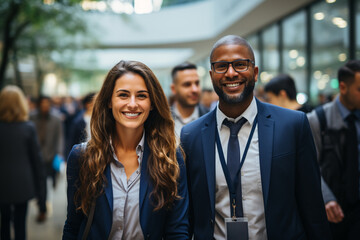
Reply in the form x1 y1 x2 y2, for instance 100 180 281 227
0 0 95 92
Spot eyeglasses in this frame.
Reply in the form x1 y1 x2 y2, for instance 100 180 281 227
211 59 255 74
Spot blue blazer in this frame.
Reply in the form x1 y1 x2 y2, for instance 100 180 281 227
180 99 331 240
62 141 189 240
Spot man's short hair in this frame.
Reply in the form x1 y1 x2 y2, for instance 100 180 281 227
338 60 360 85
264 74 297 100
171 62 197 83
210 35 255 64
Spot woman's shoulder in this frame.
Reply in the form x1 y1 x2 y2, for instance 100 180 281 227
67 143 87 167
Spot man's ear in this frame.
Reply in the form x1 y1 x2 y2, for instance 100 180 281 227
170 83 176 95
339 81 347 95
279 89 288 99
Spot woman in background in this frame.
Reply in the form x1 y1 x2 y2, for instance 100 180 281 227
0 85 45 240
62 60 189 239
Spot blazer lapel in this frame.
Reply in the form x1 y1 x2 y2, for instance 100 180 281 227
139 139 150 212
256 99 274 206
104 164 113 211
201 110 217 218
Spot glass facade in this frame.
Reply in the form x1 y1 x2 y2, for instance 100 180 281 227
282 10 307 94
246 0 356 105
261 24 280 84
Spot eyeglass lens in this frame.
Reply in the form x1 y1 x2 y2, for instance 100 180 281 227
214 60 249 73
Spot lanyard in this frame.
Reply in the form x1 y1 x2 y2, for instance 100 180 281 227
215 115 258 218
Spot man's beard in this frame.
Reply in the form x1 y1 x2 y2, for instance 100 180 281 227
213 78 255 105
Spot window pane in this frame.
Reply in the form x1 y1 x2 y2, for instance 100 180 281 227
282 10 307 94
310 0 349 103
261 24 279 84
247 34 260 67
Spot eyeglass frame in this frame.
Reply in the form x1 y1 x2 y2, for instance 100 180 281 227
211 59 255 74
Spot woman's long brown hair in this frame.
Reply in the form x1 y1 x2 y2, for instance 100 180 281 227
75 60 180 215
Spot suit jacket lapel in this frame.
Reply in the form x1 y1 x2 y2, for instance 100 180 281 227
256 99 274 206
202 109 217 218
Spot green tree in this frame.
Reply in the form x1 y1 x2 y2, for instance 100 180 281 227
0 0 90 92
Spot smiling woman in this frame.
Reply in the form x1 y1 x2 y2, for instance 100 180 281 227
62 60 189 240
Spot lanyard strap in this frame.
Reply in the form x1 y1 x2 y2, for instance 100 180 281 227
215 115 258 217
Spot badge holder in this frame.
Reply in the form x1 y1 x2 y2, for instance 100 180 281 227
225 201 248 240
225 217 248 240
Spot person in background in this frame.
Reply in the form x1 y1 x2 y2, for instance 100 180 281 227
264 74 313 113
66 92 97 155
0 85 45 240
307 60 360 239
170 62 209 137
181 35 330 239
62 60 189 239
30 95 64 222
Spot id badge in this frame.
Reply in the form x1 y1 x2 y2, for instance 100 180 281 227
225 217 248 240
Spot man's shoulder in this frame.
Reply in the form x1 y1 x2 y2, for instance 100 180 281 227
182 109 214 133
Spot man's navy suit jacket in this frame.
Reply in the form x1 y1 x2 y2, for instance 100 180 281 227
62 141 189 240
180 98 331 240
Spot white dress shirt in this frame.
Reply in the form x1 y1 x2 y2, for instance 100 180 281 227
213 97 267 240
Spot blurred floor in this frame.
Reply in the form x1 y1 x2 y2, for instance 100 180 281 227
27 171 67 240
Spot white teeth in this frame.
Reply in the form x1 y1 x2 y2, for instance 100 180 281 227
226 83 240 87
124 112 139 117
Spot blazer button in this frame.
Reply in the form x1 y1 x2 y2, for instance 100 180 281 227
146 234 150 239
210 219 214 226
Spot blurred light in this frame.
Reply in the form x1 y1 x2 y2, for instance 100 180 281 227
197 66 206 77
289 49 298 59
110 1 125 13
296 93 308 105
321 74 330 82
314 70 322 79
260 72 273 83
338 53 347 62
43 0 55 4
314 12 325 20
326 0 336 3
43 73 58 95
296 56 305 67
134 0 153 14
153 0 163 11
332 17 347 28
330 79 339 89
81 1 107 12
317 79 327 90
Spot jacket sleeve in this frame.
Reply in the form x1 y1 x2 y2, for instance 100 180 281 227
62 145 85 240
296 114 331 239
307 110 337 203
163 150 190 239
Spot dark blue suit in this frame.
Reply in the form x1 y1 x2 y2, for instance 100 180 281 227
62 141 189 240
180 99 331 240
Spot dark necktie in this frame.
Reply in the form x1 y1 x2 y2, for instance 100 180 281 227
345 113 359 204
223 117 247 217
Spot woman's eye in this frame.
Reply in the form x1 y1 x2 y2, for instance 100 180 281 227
118 93 128 98
138 94 147 99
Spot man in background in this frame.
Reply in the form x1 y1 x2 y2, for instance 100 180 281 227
30 96 64 222
170 62 209 137
264 74 312 113
307 60 360 239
